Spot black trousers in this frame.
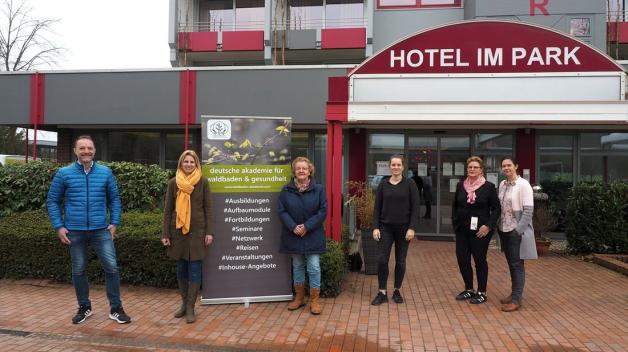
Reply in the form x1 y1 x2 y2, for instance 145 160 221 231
455 227 493 292
377 223 411 290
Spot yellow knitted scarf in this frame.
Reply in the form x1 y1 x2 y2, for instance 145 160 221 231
175 168 201 234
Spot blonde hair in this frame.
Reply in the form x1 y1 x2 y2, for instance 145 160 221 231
291 156 315 177
466 156 484 170
177 150 201 171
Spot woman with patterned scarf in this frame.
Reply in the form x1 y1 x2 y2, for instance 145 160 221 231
452 156 501 304
162 150 213 323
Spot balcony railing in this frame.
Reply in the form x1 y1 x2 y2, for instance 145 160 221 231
608 10 627 22
178 17 367 32
277 17 367 30
179 20 266 32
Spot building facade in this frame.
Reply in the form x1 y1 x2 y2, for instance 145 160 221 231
1 0 627 239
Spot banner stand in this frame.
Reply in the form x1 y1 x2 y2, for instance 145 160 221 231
200 115 293 305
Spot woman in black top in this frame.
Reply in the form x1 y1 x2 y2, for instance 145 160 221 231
452 156 500 304
371 155 420 306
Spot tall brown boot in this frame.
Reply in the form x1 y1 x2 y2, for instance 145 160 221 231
287 284 306 311
309 288 322 315
186 282 200 323
174 279 188 318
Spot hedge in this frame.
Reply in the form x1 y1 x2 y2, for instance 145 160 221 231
0 161 60 216
565 181 628 254
0 161 170 217
0 210 347 297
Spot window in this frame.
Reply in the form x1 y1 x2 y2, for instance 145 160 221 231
367 134 404 188
236 0 265 30
208 0 234 31
109 132 160 166
377 0 461 10
474 133 514 182
570 18 590 37
290 132 310 160
165 132 198 170
314 134 328 188
580 133 628 182
538 135 574 185
290 0 324 29
325 0 364 28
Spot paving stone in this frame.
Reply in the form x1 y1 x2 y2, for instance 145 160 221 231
1 241 627 351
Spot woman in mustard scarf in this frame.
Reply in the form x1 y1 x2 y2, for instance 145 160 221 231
162 150 213 323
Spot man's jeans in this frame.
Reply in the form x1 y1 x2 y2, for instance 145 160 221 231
68 229 122 309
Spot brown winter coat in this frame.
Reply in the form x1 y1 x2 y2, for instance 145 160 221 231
162 177 213 261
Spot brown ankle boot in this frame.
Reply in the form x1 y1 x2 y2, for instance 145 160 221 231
500 295 512 304
501 302 521 312
174 280 188 318
309 288 322 315
287 284 306 310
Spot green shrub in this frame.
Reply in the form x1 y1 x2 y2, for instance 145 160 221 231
0 161 170 217
540 178 573 231
565 181 628 254
104 162 170 211
0 210 175 287
0 210 348 296
320 239 346 298
0 161 60 216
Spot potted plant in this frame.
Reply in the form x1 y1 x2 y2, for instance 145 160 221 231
347 181 378 274
532 186 558 256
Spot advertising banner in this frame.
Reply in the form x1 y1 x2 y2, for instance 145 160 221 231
201 116 293 304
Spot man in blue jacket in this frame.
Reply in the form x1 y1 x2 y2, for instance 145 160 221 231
47 135 131 324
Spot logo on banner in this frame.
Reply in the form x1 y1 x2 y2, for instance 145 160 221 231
207 119 231 140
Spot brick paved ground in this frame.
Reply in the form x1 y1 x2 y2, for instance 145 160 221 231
1 241 627 352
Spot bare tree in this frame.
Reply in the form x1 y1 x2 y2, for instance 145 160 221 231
0 0 63 71
0 0 62 156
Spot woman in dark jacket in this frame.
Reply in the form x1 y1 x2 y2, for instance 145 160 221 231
452 156 500 304
278 156 328 315
370 154 420 306
161 150 213 323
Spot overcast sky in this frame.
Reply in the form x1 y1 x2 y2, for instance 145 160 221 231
29 0 171 70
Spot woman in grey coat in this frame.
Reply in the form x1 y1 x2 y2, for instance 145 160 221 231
497 157 537 312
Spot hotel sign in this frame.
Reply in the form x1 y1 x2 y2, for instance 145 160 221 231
351 21 624 75
389 46 582 69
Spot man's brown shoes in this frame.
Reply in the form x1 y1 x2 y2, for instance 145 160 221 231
501 302 521 312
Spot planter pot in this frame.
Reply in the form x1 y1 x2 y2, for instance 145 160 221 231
361 228 379 275
535 239 551 256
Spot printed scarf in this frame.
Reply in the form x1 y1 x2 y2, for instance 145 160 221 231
463 175 486 204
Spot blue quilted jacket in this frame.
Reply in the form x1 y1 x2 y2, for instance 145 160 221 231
47 161 122 231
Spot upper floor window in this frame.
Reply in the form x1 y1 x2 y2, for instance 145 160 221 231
203 0 264 31
289 0 364 30
377 0 461 10
290 0 324 30
207 0 234 31
236 0 265 30
326 0 364 28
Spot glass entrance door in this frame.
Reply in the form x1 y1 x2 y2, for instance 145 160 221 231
407 135 470 237
438 136 471 235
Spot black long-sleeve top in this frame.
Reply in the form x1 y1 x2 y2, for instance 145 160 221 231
373 176 420 230
451 181 501 232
